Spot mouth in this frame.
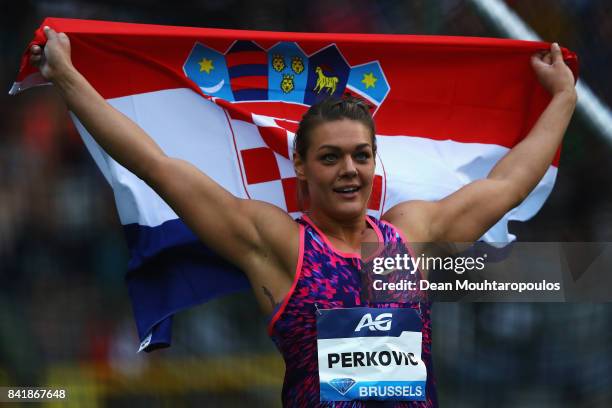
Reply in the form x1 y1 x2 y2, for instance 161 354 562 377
333 185 361 198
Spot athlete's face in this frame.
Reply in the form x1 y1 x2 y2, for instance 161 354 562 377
294 119 375 220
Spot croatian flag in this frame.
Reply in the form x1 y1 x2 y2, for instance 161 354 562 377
11 18 578 351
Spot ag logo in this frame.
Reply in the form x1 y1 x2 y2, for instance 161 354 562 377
354 312 393 332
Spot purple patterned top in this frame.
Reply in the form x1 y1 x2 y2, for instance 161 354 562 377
268 215 437 407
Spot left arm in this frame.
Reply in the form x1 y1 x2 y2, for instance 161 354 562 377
385 43 577 244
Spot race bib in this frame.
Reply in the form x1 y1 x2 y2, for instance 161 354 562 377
317 307 427 402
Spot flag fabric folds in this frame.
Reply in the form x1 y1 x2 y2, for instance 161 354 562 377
11 18 578 351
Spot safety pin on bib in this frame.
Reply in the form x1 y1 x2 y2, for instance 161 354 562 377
314 302 323 316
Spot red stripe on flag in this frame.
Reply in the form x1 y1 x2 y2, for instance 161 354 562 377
258 126 289 159
226 51 267 68
230 76 267 91
13 18 577 161
282 177 299 213
367 175 383 210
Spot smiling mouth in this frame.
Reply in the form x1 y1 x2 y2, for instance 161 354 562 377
333 186 361 194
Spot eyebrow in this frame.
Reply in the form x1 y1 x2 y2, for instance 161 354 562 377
317 143 371 151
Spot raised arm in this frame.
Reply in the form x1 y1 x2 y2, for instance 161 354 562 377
385 42 577 244
30 27 299 309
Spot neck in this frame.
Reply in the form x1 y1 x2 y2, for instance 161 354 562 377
306 210 369 249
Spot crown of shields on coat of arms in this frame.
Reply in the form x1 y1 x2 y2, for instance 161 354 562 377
183 41 390 217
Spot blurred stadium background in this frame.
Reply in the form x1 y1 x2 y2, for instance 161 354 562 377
1 0 611 407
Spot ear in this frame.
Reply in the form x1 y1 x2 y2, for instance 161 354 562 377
293 152 307 181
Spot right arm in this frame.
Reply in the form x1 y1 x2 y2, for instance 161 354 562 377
31 27 299 312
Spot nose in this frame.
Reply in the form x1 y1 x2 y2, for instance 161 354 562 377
339 155 358 178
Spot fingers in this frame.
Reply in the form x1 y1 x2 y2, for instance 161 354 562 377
530 42 575 96
30 55 41 66
543 52 552 65
29 44 43 65
30 25 59 69
530 53 548 69
550 42 563 65
43 25 58 41
531 42 563 69
42 25 70 47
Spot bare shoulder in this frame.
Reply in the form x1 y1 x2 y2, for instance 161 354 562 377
237 199 301 313
382 200 440 243
237 199 301 274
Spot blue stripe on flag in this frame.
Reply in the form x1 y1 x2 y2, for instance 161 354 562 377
229 40 262 52
124 219 249 351
228 64 268 77
233 88 268 101
124 218 196 270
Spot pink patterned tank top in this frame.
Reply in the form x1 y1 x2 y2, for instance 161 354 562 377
268 215 437 407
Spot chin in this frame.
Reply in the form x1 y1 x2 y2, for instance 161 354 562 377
329 202 367 220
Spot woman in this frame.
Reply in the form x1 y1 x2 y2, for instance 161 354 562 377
30 26 576 407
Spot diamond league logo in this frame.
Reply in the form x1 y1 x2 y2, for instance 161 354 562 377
328 377 357 396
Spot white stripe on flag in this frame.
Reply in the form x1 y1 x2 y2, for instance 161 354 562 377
73 87 556 242
75 88 246 226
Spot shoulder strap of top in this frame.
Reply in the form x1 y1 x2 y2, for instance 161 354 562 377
298 215 362 258
367 215 401 245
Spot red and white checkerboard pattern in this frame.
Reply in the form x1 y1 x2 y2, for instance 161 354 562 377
227 112 386 217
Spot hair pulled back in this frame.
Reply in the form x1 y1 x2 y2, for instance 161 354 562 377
294 96 377 159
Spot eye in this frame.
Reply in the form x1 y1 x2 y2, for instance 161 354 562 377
320 153 338 164
354 151 371 162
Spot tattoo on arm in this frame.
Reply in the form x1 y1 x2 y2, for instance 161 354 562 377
262 286 280 309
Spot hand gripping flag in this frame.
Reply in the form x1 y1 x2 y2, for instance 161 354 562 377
11 18 578 351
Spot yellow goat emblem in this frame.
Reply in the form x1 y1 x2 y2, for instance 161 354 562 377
313 66 339 95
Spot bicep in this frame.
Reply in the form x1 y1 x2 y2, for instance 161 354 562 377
432 178 521 243
383 200 439 244
384 179 520 244
146 157 298 272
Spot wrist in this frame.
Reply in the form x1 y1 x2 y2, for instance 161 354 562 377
553 88 577 105
52 65 80 92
